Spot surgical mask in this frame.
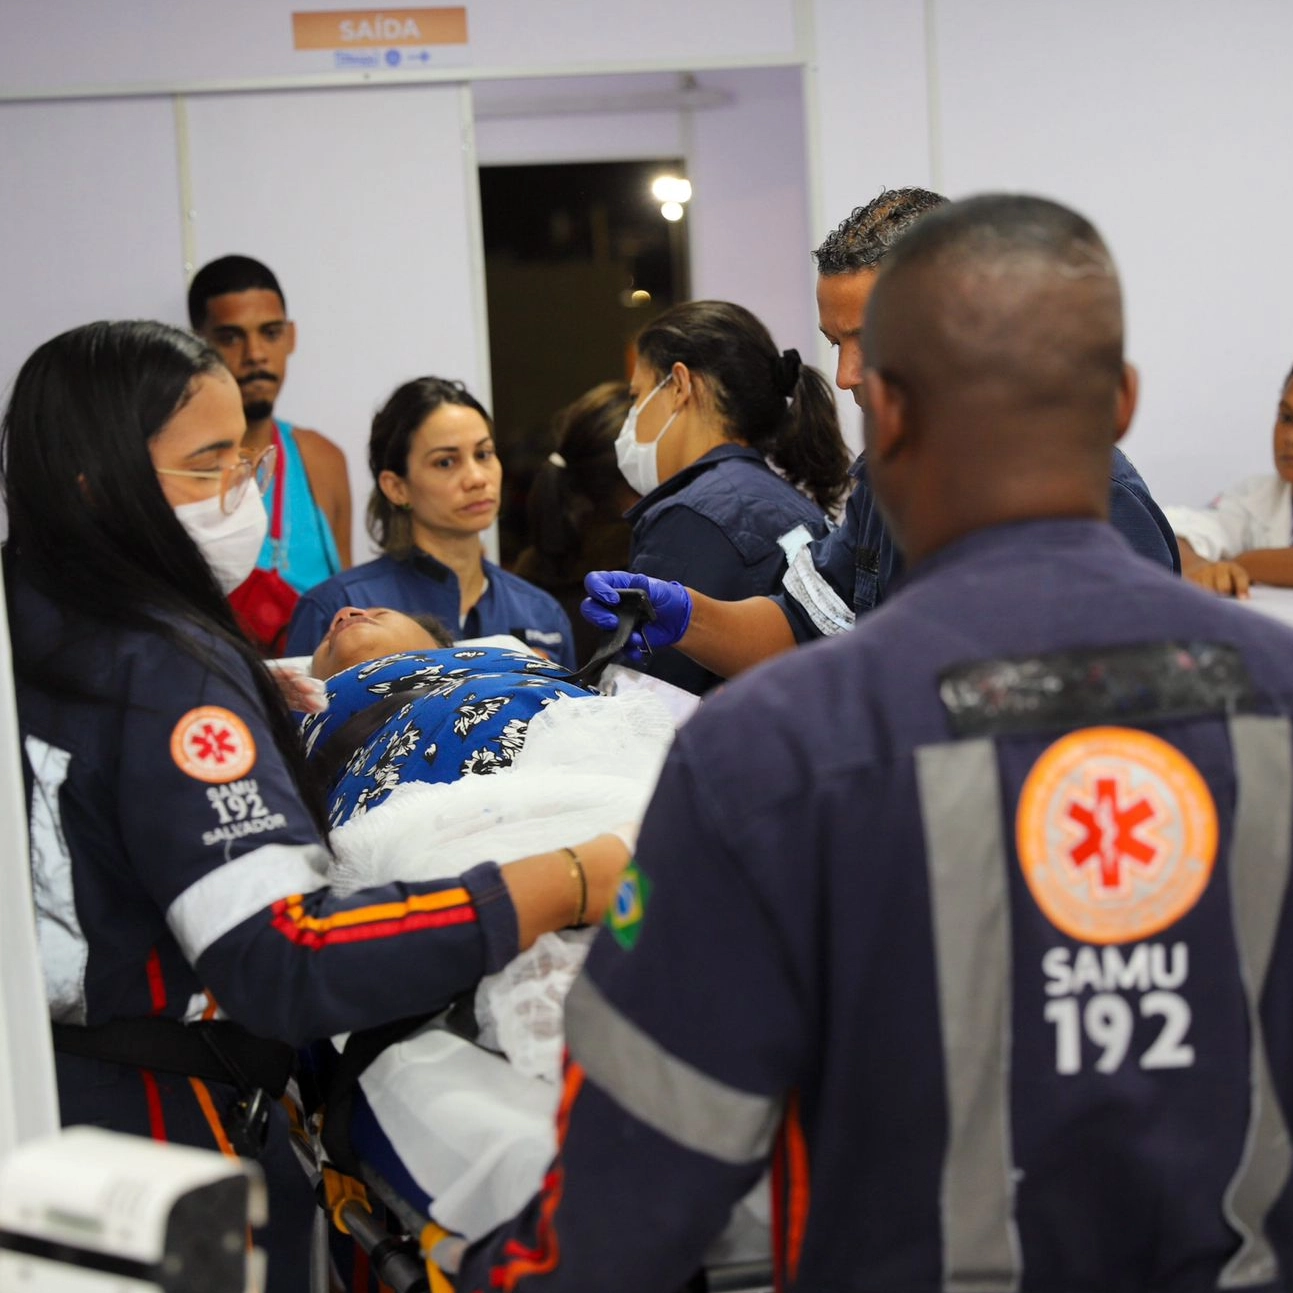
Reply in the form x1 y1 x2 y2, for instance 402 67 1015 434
174 486 268 595
615 375 678 496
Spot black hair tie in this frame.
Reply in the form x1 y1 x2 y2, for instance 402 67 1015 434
775 348 802 397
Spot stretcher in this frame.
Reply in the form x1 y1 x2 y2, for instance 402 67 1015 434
285 615 767 1291
290 1013 773 1292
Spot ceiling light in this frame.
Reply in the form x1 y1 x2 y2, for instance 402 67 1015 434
651 176 692 204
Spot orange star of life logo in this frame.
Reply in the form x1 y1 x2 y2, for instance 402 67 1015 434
1015 726 1217 944
170 706 257 784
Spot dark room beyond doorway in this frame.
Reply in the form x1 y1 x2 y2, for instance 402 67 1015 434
479 159 691 565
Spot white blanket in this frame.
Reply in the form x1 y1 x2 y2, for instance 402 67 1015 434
325 689 675 1239
326 684 769 1266
328 688 675 1081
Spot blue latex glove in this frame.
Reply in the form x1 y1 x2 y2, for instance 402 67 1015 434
581 570 693 657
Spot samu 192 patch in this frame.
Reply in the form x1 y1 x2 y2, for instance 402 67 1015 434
170 706 256 784
607 860 652 951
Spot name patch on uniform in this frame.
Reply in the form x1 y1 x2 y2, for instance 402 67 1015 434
170 707 257 784
1016 726 1217 944
940 641 1252 738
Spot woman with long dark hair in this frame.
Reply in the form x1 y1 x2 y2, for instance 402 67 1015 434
513 380 638 664
284 377 574 666
614 299 850 694
1 321 629 1291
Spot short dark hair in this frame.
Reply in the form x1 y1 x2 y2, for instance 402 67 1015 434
870 194 1123 406
367 377 494 555
881 193 1116 288
188 256 287 329
812 187 947 276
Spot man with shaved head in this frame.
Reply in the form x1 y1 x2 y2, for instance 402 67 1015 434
582 186 1178 677
459 196 1293 1293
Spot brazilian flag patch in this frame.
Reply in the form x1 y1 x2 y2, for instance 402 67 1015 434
607 860 652 951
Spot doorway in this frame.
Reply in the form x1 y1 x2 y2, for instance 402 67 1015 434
479 158 692 564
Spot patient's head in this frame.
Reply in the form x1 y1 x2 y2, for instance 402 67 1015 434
311 606 453 678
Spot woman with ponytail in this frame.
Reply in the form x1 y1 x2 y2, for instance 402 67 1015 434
613 299 850 694
513 381 637 664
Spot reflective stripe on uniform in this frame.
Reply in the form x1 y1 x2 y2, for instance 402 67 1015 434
777 524 814 563
1219 715 1293 1289
916 739 1022 1293
166 841 330 962
564 973 781 1165
781 543 855 638
26 735 89 1024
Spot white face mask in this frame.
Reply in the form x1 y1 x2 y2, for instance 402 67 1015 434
615 374 679 496
174 486 268 595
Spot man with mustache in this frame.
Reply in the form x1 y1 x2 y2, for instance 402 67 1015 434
189 256 352 601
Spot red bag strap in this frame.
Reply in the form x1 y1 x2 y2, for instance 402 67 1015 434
269 423 286 542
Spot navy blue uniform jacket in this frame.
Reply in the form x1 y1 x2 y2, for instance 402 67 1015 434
7 565 519 1292
775 446 1180 638
627 443 831 694
460 519 1293 1293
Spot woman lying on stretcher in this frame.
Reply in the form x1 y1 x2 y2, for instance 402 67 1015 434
300 605 599 829
297 604 670 1082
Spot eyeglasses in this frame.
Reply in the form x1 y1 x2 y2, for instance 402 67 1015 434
157 443 277 516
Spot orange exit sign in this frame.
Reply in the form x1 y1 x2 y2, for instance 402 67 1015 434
292 8 468 50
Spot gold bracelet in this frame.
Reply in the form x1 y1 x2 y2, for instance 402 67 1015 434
563 846 588 927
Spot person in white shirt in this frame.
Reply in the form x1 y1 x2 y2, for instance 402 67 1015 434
1165 365 1293 596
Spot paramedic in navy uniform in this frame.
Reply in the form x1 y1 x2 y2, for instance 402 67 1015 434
285 377 576 667
458 196 1293 1293
582 187 1179 677
0 322 629 1293
613 299 849 694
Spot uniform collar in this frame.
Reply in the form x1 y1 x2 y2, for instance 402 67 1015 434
897 518 1124 592
625 443 767 521
400 548 498 588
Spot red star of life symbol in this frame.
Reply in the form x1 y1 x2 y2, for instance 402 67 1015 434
1067 777 1157 890
190 722 238 765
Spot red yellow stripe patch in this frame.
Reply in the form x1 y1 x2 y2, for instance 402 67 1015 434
270 887 476 948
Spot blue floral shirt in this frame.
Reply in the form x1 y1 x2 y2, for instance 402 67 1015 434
300 647 590 827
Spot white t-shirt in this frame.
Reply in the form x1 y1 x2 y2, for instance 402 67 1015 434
1164 474 1292 562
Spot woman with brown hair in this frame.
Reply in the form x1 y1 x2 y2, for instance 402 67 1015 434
285 377 574 665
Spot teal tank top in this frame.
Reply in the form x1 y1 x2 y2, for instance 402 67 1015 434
257 421 343 594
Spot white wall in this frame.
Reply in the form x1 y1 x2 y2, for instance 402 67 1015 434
4 0 1291 514
935 0 1293 505
687 68 815 360
0 97 187 405
0 84 486 564
0 0 797 96
806 0 933 447
184 82 486 561
809 0 1293 504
